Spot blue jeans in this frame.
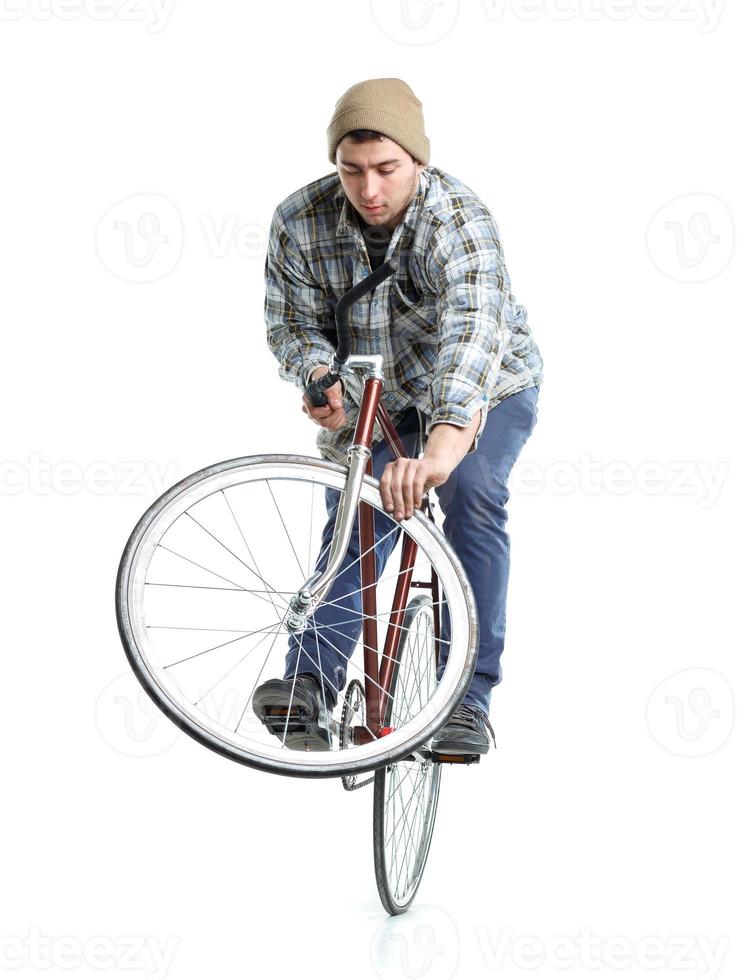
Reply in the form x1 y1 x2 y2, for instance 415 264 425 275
284 385 540 715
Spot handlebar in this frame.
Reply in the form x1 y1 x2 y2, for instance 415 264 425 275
304 260 396 408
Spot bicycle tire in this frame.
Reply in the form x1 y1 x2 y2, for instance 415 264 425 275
116 454 478 779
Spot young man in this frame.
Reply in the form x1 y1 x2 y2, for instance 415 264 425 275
254 77 543 756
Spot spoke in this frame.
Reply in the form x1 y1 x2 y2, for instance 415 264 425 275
288 623 345 710
399 779 427 897
145 582 295 594
405 760 430 823
327 557 431 606
313 623 330 733
265 481 307 580
156 543 290 614
310 599 452 647
385 759 424 823
277 630 324 749
232 622 289 733
389 766 424 894
301 620 395 710
195 619 285 708
278 650 304 748
308 481 315 582
319 525 407 604
148 623 284 633
238 615 295 732
394 619 436 724
392 771 421 896
399 654 430 724
156 543 249 592
298 619 401 718
304 608 437 718
161 619 285 669
286 609 439 725
184 510 281 599
385 765 427 857
222 488 285 623
296 514 399 609
311 616 432 719
337 676 377 747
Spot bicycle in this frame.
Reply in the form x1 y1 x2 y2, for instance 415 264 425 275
115 261 481 915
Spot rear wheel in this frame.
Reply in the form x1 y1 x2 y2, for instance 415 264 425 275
373 595 443 914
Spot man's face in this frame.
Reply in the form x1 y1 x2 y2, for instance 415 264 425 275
335 135 424 233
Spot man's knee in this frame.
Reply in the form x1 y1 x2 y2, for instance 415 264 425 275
436 455 510 514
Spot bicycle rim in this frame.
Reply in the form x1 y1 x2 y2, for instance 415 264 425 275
116 454 478 779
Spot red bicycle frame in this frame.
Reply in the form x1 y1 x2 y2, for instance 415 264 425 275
351 375 442 743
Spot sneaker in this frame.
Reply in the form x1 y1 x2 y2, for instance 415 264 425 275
431 703 496 758
251 673 336 751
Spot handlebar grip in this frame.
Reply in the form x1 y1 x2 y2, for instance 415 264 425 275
305 371 343 408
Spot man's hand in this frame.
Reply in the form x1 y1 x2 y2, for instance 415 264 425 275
379 451 457 521
302 366 346 431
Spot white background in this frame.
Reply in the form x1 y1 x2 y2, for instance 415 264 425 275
1 1 739 978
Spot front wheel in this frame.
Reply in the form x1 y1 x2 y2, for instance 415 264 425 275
116 454 478 779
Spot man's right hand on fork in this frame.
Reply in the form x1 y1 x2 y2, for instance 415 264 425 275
302 365 346 431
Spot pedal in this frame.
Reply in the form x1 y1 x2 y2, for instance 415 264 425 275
431 750 481 765
259 704 313 736
259 704 338 747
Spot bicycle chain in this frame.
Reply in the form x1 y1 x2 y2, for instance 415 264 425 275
339 680 375 791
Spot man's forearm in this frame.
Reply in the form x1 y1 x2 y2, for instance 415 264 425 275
424 410 481 468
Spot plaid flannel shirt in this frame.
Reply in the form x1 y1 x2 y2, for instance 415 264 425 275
264 166 543 466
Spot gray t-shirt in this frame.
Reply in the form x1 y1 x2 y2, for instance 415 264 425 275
357 212 391 271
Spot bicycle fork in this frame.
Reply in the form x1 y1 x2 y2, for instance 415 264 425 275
285 355 438 743
285 355 386 628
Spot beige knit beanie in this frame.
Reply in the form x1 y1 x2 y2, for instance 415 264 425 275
327 78 430 166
